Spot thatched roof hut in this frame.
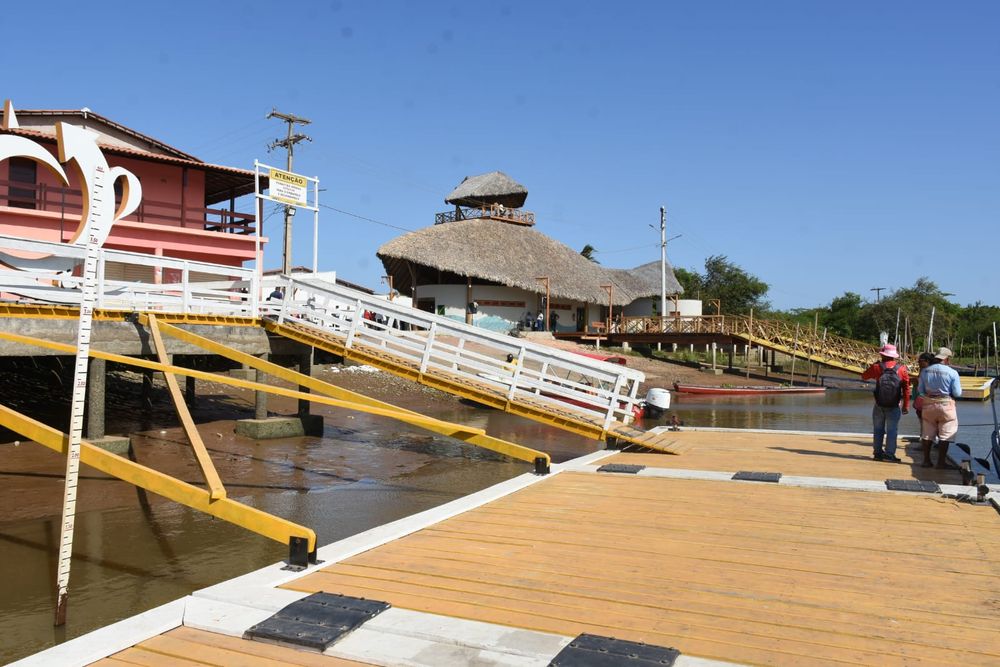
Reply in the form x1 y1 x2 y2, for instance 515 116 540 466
377 219 682 305
445 171 528 209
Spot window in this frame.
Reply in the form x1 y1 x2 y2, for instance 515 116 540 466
8 157 37 209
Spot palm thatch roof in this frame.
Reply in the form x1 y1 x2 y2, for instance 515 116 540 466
377 219 682 305
445 171 528 209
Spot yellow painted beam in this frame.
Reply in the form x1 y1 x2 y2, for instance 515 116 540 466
153 319 551 468
146 314 226 500
0 303 258 326
0 402 315 551
0 326 550 468
266 320 607 443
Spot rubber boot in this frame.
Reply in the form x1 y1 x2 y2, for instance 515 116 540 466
936 441 951 469
920 439 933 468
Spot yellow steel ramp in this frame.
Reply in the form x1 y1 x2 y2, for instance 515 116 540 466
266 319 686 454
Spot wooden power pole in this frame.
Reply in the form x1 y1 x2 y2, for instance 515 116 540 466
267 109 311 275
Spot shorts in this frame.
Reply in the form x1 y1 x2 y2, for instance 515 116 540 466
920 399 958 442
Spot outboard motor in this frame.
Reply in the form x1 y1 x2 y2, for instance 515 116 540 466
644 387 671 419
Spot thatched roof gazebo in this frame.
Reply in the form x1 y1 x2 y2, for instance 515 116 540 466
445 171 528 209
377 218 682 305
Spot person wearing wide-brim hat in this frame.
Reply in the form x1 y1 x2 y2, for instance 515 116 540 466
917 346 963 468
861 343 910 462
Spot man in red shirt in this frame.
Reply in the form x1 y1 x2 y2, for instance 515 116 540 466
860 343 910 462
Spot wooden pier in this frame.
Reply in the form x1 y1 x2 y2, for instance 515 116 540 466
22 428 999 667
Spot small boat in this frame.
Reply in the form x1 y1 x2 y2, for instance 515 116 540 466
672 382 826 396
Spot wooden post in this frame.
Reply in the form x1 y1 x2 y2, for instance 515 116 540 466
465 276 473 325
790 323 799 386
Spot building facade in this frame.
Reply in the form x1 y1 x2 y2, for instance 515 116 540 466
1 103 262 283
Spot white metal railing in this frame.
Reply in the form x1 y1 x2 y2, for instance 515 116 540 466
0 235 255 316
262 275 645 427
0 234 646 426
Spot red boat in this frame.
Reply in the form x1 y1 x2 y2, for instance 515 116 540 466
672 383 826 396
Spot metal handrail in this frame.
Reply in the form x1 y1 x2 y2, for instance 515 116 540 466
263 274 645 425
616 314 882 372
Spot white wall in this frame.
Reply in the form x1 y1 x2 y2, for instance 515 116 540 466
622 297 702 317
412 283 587 333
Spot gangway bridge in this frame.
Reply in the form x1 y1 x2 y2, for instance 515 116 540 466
592 313 884 374
598 314 996 399
0 234 683 565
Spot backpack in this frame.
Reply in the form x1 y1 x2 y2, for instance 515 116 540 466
873 362 902 408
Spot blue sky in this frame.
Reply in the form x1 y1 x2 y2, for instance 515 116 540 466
6 1 997 309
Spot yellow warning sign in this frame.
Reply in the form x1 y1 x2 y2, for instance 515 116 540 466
268 168 308 205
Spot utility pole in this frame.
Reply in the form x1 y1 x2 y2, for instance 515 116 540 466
267 108 312 275
870 286 886 303
659 206 667 324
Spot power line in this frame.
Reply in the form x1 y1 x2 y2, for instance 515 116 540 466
318 203 414 232
595 243 659 255
188 118 270 153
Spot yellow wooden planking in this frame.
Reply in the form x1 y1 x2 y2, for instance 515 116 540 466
90 627 368 666
607 430 964 483
285 472 1000 666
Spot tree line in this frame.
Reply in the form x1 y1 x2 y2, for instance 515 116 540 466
674 255 999 362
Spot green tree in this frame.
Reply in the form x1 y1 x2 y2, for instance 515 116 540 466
823 292 864 338
674 267 702 298
682 255 769 315
579 244 599 263
874 278 960 353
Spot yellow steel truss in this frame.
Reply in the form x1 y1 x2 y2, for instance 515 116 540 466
0 326 551 469
150 319 551 469
0 403 316 552
146 314 226 500
266 320 612 441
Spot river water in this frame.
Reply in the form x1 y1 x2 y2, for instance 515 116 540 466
1 379 996 663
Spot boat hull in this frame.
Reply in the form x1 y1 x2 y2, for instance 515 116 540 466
672 383 826 396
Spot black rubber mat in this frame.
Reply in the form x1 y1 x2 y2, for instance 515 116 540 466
549 633 680 666
244 591 390 651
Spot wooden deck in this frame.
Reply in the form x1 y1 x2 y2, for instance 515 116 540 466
93 627 367 666
284 470 1000 666
605 430 964 483
61 430 999 667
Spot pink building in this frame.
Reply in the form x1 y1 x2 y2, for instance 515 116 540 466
0 106 264 282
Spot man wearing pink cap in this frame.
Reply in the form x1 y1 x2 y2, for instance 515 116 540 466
861 343 910 462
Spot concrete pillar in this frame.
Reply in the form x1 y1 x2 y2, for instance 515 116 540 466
298 352 312 416
254 354 268 420
672 343 677 352
86 357 106 440
728 344 735 369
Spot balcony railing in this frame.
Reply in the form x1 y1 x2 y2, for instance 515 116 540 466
435 204 535 226
0 179 256 235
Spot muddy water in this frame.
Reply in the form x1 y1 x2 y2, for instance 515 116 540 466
1 368 996 662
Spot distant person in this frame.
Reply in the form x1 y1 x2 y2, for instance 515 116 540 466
535 312 544 331
861 343 910 462
504 353 519 376
912 352 936 422
550 311 560 331
523 311 533 330
267 287 283 301
917 347 962 468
